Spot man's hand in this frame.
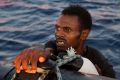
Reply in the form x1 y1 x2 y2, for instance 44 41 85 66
12 47 51 73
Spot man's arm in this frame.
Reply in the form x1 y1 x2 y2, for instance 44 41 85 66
45 40 57 55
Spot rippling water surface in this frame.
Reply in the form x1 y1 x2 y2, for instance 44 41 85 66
0 0 120 79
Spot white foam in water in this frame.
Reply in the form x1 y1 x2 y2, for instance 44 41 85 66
0 27 31 32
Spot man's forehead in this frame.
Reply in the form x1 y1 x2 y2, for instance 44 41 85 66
56 15 79 26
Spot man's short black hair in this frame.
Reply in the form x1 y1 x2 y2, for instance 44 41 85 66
62 5 92 30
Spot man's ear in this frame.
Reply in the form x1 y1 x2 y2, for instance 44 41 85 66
80 29 90 40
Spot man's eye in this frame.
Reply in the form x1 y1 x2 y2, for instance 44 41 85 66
55 26 60 31
63 27 71 32
56 27 60 31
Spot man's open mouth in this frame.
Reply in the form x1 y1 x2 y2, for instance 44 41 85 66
56 40 66 47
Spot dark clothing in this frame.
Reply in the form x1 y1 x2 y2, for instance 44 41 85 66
45 40 116 78
82 46 116 78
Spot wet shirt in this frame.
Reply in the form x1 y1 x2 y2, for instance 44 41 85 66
45 40 116 78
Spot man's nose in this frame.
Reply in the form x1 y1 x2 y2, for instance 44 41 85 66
55 28 64 37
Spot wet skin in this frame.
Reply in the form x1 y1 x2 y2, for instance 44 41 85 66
13 15 84 73
55 15 81 51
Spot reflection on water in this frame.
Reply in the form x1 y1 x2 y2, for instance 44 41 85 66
0 0 120 79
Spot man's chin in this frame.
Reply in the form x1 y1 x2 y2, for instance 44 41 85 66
57 46 67 52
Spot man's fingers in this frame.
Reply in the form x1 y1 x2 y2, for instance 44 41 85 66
30 50 39 73
12 54 23 73
39 50 47 63
31 60 37 71
22 57 29 70
39 56 46 63
15 57 22 73
21 49 32 70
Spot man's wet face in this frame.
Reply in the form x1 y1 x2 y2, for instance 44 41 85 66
55 15 81 51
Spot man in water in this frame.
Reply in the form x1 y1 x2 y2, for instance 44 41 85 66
13 5 116 78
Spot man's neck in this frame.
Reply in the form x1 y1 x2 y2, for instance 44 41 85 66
75 40 86 55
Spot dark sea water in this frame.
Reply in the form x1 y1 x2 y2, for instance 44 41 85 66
0 0 120 79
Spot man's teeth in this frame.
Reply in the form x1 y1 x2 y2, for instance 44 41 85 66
57 41 64 45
